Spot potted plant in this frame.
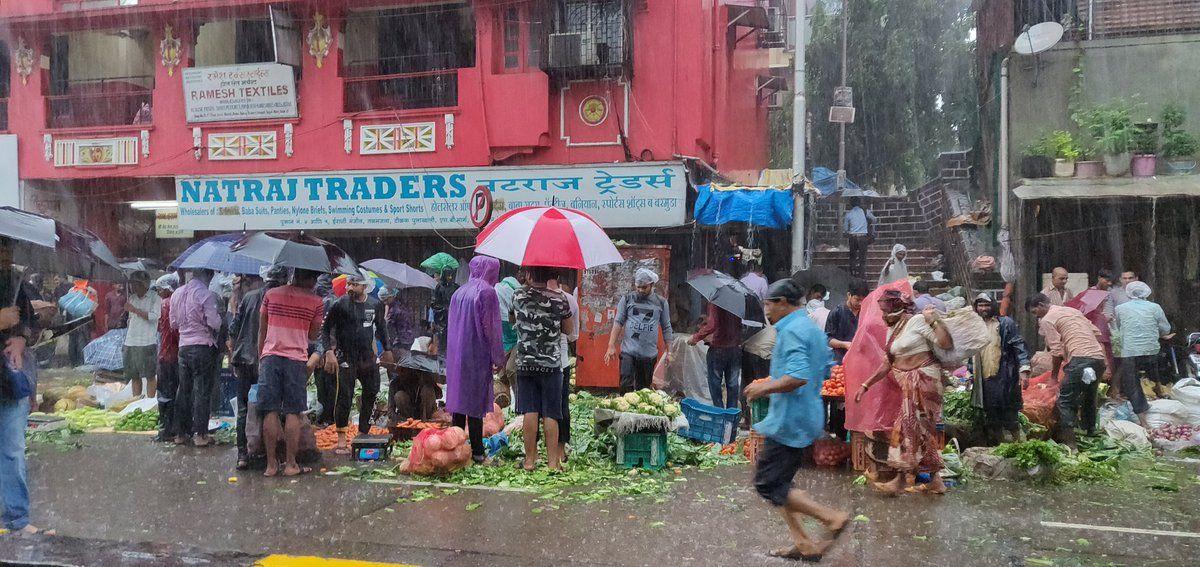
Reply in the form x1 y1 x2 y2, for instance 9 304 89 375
1020 135 1054 179
1073 101 1136 176
1048 130 1081 177
1161 103 1199 175
1074 143 1103 178
1130 120 1158 177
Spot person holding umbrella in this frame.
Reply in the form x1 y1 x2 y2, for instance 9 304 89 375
512 267 575 471
169 268 223 447
604 268 674 394
319 273 393 455
690 296 746 410
228 264 288 469
258 269 325 476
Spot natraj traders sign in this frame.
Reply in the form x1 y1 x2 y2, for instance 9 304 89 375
174 162 687 231
182 63 298 123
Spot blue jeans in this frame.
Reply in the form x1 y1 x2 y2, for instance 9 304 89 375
0 396 31 531
707 347 742 409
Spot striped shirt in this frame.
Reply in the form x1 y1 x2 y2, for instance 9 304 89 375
260 285 324 362
1039 305 1106 363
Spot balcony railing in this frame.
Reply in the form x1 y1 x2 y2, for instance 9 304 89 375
343 69 459 113
46 77 154 129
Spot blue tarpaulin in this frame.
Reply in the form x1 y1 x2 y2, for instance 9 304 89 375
810 166 861 196
694 184 794 229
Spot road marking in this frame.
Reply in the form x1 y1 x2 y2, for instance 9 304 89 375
256 555 418 567
1040 521 1200 539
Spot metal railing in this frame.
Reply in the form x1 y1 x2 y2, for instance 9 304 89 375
343 69 459 113
45 76 154 129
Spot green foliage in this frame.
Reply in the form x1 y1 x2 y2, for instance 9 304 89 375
942 389 984 427
994 439 1064 469
114 409 159 432
1130 123 1158 155
1160 104 1199 159
1072 99 1141 156
1027 130 1083 160
775 0 978 190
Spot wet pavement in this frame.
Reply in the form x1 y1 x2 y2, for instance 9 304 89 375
5 433 1200 566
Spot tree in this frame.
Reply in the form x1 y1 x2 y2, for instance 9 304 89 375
771 0 978 193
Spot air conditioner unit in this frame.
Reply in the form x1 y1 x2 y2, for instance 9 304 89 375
549 33 584 68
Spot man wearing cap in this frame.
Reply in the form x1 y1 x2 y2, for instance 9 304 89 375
744 280 848 560
123 271 161 399
152 274 180 442
604 268 674 394
971 294 1031 444
320 273 393 454
229 265 288 469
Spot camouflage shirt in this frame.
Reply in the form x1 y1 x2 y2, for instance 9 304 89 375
513 286 571 371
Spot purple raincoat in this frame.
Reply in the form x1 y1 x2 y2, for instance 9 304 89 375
445 256 505 418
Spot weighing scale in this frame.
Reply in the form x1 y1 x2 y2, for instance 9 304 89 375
350 434 393 462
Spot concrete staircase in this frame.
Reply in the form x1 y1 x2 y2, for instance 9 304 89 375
811 244 941 283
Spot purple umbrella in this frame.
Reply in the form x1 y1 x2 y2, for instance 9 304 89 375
169 233 268 275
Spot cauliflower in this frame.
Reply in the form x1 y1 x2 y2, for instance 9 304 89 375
664 403 681 418
568 393 578 403
638 403 658 415
648 393 667 407
615 399 631 412
623 392 640 404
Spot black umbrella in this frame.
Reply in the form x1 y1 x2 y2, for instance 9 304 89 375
230 231 358 275
791 265 853 310
686 270 764 323
0 206 124 280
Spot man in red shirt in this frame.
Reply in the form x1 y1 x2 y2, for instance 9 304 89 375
152 275 180 442
257 269 324 477
690 302 744 409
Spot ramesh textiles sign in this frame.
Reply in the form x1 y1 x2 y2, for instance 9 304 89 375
182 63 298 123
174 162 687 231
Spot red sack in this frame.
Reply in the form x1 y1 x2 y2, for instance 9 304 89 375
400 426 471 476
1021 372 1060 429
844 279 914 434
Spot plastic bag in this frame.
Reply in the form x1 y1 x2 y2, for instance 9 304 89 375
932 308 991 365
87 381 133 409
483 403 505 437
1098 400 1137 428
1103 420 1151 450
401 426 471 476
1020 372 1060 429
58 287 97 319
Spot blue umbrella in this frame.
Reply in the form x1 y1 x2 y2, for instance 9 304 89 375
169 233 268 275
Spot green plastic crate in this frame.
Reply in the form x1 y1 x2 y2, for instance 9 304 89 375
615 432 668 470
751 398 770 425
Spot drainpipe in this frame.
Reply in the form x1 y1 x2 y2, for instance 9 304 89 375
999 56 1010 230
790 0 808 273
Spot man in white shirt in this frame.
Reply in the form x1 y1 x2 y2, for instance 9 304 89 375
740 261 769 300
123 271 162 398
843 198 876 279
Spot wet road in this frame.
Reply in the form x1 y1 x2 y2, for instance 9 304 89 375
5 433 1200 566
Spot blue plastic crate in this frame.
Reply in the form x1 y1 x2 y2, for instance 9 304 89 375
678 398 741 444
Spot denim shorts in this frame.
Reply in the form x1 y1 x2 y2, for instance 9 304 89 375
256 355 309 415
515 367 564 421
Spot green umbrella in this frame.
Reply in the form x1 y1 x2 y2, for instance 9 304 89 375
420 252 460 274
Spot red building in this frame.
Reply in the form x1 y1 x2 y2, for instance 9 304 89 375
0 0 784 260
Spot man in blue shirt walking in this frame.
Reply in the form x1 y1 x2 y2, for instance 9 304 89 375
745 280 849 561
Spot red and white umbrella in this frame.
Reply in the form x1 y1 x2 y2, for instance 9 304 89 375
475 206 622 269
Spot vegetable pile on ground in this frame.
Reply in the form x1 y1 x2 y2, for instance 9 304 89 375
1149 423 1197 442
821 366 845 397
331 391 745 503
992 436 1145 483
393 419 443 431
114 409 159 432
58 407 119 433
595 389 681 418
315 425 389 450
943 389 1047 438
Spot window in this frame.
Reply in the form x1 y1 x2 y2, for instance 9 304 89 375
45 29 155 128
342 3 477 113
499 1 547 72
193 19 274 67
545 0 631 79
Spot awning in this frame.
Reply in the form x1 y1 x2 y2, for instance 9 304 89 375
725 1 771 29
694 183 794 229
1014 176 1200 200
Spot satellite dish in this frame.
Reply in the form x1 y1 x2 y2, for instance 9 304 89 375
1013 22 1064 55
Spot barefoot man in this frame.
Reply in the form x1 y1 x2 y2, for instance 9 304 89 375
257 268 324 477
744 280 850 560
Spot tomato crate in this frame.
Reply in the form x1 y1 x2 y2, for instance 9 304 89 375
678 398 742 445
751 398 770 425
615 432 668 470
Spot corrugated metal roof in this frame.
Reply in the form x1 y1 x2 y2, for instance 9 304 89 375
1013 175 1200 199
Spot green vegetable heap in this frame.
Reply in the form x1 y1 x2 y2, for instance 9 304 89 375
115 409 160 432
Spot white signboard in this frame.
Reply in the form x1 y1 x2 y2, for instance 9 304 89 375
182 63 298 123
175 162 687 231
155 208 194 239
